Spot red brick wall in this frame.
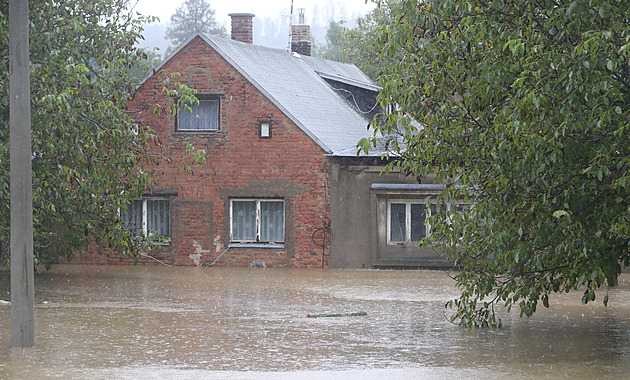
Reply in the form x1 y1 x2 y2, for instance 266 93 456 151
81 36 332 268
229 13 255 44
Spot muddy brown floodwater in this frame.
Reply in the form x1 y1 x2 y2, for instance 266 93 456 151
0 265 628 379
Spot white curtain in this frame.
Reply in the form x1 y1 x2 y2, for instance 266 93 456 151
232 201 257 241
147 200 170 237
179 99 219 130
121 200 143 236
260 201 284 242
232 200 284 242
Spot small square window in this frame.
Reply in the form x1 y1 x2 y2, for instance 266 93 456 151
260 121 271 138
177 96 219 131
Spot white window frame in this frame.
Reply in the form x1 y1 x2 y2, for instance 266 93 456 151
120 198 171 241
230 199 285 243
386 200 469 245
260 121 271 138
387 200 428 245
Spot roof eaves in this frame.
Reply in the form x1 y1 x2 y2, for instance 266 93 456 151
370 183 470 191
317 71 381 92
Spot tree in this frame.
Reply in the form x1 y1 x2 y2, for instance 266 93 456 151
165 0 226 51
312 2 403 81
127 49 164 83
0 0 200 269
338 0 402 81
317 20 346 61
361 0 630 326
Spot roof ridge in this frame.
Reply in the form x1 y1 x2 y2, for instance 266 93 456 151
138 32 378 156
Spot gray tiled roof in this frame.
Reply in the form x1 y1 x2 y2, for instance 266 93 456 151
199 34 378 156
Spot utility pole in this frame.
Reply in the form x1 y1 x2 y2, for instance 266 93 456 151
9 0 35 348
287 0 294 52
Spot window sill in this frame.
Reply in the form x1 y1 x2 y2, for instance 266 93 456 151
228 243 285 249
387 242 420 247
128 236 171 246
173 130 220 135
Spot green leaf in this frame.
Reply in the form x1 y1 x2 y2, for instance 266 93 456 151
552 210 568 218
0 0 203 268
366 0 630 327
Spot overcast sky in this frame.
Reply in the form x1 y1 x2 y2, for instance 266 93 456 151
132 0 376 25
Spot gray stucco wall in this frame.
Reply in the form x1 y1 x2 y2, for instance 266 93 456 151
329 157 453 269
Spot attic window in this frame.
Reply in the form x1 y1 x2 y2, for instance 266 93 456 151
260 121 271 138
177 95 220 132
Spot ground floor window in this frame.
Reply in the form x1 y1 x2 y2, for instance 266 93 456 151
230 199 284 243
387 200 468 245
120 199 170 239
388 201 427 244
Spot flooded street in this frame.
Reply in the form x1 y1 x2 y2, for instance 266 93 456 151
0 265 629 379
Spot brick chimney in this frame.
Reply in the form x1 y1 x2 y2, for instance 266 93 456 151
291 10 311 56
229 13 255 44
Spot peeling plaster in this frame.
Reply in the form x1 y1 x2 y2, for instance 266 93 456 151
213 235 224 253
190 241 203 267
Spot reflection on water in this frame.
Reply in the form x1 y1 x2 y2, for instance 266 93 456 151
0 265 628 379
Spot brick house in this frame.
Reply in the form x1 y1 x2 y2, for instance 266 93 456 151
84 13 454 269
